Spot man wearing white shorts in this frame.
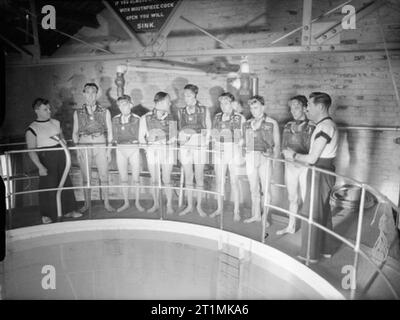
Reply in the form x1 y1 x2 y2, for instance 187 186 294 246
139 92 177 215
242 96 280 225
72 83 115 213
278 95 315 235
177 84 211 217
210 92 245 221
112 95 144 213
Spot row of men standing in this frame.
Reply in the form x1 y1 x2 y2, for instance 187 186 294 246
25 82 338 263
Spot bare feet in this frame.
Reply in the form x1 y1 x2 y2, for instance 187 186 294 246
117 202 130 213
197 206 207 218
276 226 295 235
135 201 145 212
105 203 116 212
78 204 90 213
64 211 83 218
166 206 174 215
179 206 192 216
148 204 159 213
42 216 52 224
210 209 221 218
244 216 261 223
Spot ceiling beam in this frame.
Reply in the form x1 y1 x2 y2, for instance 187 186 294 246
0 33 33 57
102 0 145 48
148 0 187 50
301 0 313 46
6 42 400 67
314 0 387 44
29 0 40 61
270 0 353 45
180 16 234 49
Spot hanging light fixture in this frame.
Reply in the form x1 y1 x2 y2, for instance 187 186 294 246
115 63 128 97
226 56 259 118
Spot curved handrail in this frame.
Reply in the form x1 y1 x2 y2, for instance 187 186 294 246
3 144 400 299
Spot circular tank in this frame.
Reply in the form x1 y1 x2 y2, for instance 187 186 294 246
1 219 344 299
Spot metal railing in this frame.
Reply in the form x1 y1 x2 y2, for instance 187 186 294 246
2 143 400 299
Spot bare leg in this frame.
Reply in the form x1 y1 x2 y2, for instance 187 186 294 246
179 163 194 216
134 185 145 212
79 188 91 213
195 163 207 217
244 195 262 223
78 148 91 213
277 163 299 235
276 201 297 235
129 148 144 212
210 162 225 218
117 182 130 212
244 153 261 223
162 163 174 215
230 165 241 222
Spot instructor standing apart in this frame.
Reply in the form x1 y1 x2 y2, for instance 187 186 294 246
26 98 82 224
283 92 338 263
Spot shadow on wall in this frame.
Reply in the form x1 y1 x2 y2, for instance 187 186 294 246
53 87 77 141
336 129 378 188
209 86 225 116
170 77 189 118
130 88 150 117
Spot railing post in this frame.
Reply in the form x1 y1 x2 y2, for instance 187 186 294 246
51 135 71 221
178 166 184 208
5 153 12 230
219 150 224 230
158 145 164 220
262 158 271 243
306 166 316 266
85 147 92 219
350 185 366 300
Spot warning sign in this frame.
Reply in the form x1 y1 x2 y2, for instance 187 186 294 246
107 0 179 33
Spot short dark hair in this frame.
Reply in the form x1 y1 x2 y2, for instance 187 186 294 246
154 91 169 103
184 84 199 95
83 83 99 93
117 95 131 103
32 98 49 110
219 92 235 102
289 95 308 107
248 95 264 106
309 92 331 109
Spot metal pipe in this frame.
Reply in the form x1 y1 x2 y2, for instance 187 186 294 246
219 154 224 230
270 0 353 45
262 159 271 243
178 167 184 207
350 186 366 300
306 166 316 266
5 153 12 229
84 147 92 219
50 135 72 220
180 16 234 49
158 149 163 220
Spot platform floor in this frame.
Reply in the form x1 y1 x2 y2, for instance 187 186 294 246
5 197 400 299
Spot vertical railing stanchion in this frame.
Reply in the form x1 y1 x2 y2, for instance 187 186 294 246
219 150 224 230
178 166 184 208
306 166 316 267
85 147 92 219
350 185 366 300
5 153 12 230
158 145 163 220
262 158 271 243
